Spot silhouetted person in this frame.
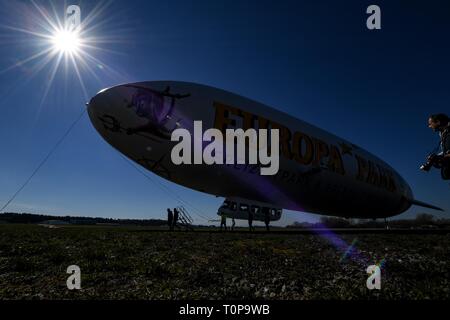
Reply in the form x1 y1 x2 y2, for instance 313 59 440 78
425 114 450 180
263 207 271 232
231 218 236 231
173 208 179 229
220 212 227 231
167 208 174 231
248 210 254 232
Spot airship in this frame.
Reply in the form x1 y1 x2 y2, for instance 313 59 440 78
87 81 442 222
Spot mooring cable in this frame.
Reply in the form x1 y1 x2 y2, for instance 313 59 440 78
0 109 87 213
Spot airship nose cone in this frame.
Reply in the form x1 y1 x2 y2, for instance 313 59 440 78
86 83 177 142
87 87 111 114
86 86 123 142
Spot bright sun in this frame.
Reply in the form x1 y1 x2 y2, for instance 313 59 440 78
51 29 81 54
2 1 119 102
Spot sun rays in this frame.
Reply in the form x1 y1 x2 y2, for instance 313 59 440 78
0 0 127 106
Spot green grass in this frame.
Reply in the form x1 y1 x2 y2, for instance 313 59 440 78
0 224 449 300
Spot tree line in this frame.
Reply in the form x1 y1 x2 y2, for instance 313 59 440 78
0 212 167 226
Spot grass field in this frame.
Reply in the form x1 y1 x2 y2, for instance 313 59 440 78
0 224 449 300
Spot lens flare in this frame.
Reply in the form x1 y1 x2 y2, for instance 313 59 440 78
0 0 128 105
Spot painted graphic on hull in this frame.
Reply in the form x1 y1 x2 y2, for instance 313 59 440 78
124 85 190 140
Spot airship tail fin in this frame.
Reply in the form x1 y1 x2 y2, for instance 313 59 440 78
411 199 444 211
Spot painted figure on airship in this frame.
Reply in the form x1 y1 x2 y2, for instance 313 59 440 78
125 85 190 140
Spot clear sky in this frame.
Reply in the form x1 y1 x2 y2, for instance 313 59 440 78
0 0 449 226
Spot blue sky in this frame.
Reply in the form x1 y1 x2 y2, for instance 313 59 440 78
0 0 449 226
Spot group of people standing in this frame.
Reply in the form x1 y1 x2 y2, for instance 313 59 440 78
168 206 273 232
220 214 236 232
167 208 179 231
220 207 271 232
